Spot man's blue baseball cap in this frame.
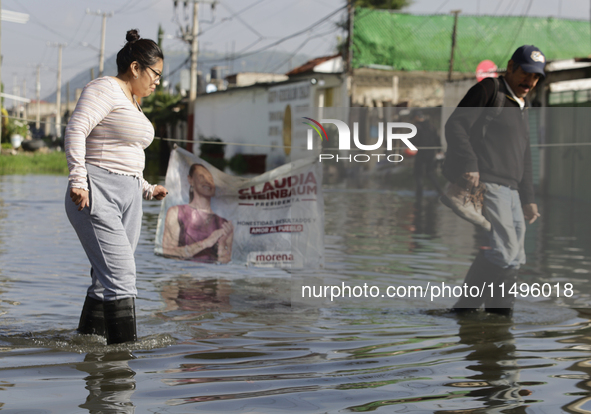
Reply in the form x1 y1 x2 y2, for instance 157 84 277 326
510 45 546 78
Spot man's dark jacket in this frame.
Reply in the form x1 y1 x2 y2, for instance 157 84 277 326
443 76 535 205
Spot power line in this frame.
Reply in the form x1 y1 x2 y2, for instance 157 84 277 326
61 55 101 71
118 0 165 15
199 5 346 64
500 0 534 63
78 13 97 45
67 13 88 45
168 56 191 77
198 0 270 36
267 28 339 73
493 0 506 15
115 0 144 14
11 0 70 42
218 2 264 39
4 113 591 151
114 0 138 14
246 0 301 27
504 0 523 16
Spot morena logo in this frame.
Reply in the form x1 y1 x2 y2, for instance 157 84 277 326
302 118 417 163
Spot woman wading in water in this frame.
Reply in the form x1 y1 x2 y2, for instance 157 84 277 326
65 29 167 344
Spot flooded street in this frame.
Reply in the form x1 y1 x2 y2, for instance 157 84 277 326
1 174 591 413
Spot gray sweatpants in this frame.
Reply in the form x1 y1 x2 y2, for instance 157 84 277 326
482 182 526 269
65 164 142 301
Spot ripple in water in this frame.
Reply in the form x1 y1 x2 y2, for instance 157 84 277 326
1 175 591 413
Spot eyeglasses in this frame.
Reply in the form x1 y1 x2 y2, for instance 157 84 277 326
147 66 163 82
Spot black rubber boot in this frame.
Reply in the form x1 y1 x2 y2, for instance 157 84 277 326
451 250 492 313
77 295 106 337
485 267 518 316
104 297 137 345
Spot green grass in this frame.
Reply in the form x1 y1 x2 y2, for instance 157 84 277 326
0 151 69 175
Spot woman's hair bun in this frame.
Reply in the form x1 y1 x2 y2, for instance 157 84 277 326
126 29 140 43
116 28 163 75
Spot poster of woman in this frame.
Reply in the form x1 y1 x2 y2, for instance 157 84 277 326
154 147 324 269
162 163 234 263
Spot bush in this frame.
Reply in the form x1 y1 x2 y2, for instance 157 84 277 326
201 154 227 172
199 137 225 156
199 137 226 171
228 153 248 175
1 117 29 144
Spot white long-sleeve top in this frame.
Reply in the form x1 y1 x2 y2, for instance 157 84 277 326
65 76 156 199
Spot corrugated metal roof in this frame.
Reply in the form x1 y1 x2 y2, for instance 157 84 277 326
286 54 341 76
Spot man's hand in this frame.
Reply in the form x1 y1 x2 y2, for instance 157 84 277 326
462 172 480 191
153 185 168 200
70 188 89 211
523 203 540 224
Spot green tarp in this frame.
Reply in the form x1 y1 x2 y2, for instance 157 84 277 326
353 8 591 72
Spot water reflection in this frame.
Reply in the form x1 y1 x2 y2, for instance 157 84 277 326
409 198 439 241
77 351 136 413
561 310 591 414
439 315 533 413
1 175 591 412
159 277 233 320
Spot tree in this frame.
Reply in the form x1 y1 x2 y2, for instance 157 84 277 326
337 0 411 57
156 25 165 92
353 0 411 8
142 91 186 171
143 90 186 134
199 137 226 171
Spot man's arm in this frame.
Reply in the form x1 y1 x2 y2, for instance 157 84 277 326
444 79 496 182
519 139 539 224
518 140 535 205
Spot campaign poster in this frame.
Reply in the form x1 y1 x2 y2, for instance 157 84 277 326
154 147 324 268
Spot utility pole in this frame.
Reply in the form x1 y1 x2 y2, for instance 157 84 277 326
0 4 29 140
48 42 66 139
12 73 17 117
36 65 40 130
0 1 2 141
86 10 113 78
346 0 354 76
187 1 199 153
22 78 26 119
448 10 461 81
56 44 63 138
66 81 70 124
177 0 216 153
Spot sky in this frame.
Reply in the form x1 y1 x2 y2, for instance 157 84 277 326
2 0 590 102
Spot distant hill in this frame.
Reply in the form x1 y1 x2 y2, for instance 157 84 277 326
45 49 310 102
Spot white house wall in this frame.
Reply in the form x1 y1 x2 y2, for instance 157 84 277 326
194 86 269 163
193 76 348 171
